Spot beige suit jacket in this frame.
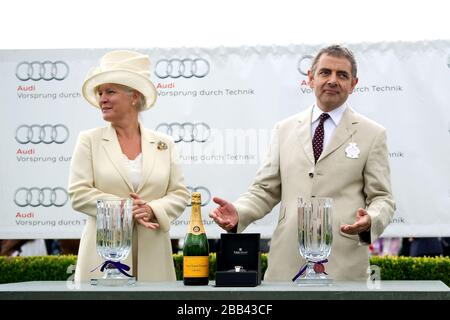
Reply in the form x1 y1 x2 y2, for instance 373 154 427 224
234 106 395 281
68 124 189 282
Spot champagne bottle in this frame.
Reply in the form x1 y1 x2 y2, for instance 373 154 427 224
183 192 209 285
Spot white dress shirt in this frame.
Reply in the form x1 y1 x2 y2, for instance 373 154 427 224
311 103 347 150
122 153 143 191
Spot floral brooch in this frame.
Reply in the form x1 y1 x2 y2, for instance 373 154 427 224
157 141 168 151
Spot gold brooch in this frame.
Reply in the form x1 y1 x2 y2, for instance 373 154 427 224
157 141 167 150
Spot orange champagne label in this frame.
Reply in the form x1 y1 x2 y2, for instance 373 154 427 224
183 256 209 277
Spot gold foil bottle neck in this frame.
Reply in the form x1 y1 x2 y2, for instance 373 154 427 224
191 192 201 205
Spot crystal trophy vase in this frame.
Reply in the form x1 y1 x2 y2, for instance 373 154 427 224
91 198 135 286
296 196 333 285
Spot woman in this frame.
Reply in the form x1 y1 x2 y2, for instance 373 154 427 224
68 50 189 282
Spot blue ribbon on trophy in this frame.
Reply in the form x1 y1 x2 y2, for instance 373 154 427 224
292 259 329 282
91 260 134 278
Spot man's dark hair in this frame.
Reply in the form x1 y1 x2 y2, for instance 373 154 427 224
311 44 357 78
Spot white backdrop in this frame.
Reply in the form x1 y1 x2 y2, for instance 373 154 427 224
1 40 450 239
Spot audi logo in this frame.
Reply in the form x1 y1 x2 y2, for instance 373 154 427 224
14 187 69 207
15 124 69 144
187 186 211 207
155 58 210 79
155 122 210 143
15 61 69 81
297 55 314 76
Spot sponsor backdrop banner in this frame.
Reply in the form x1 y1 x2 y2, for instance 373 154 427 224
1 41 449 239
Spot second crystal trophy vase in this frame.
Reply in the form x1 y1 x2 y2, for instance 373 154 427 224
295 196 333 285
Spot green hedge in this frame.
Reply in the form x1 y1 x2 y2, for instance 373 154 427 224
0 254 449 286
0 255 77 284
370 256 450 285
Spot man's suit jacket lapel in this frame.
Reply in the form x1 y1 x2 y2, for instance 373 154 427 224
101 125 135 191
295 106 315 165
319 107 357 162
136 125 157 193
295 105 358 164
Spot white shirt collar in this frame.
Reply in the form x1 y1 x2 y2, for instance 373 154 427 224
312 103 347 126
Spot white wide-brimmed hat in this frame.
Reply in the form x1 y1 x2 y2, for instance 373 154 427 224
82 50 157 110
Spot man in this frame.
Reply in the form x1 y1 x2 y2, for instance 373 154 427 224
210 45 395 280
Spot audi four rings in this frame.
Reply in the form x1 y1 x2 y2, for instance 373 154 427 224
156 122 210 143
15 124 69 144
187 186 211 207
297 55 314 76
15 61 69 81
14 187 69 207
155 58 210 79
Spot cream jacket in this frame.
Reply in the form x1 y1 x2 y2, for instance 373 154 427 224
68 124 189 282
234 106 395 280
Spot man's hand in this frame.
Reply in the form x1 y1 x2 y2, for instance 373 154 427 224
340 208 371 235
209 197 239 231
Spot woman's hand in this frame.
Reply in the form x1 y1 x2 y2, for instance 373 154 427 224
130 193 160 230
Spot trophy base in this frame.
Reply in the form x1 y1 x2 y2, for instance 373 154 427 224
295 277 333 286
90 277 136 286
